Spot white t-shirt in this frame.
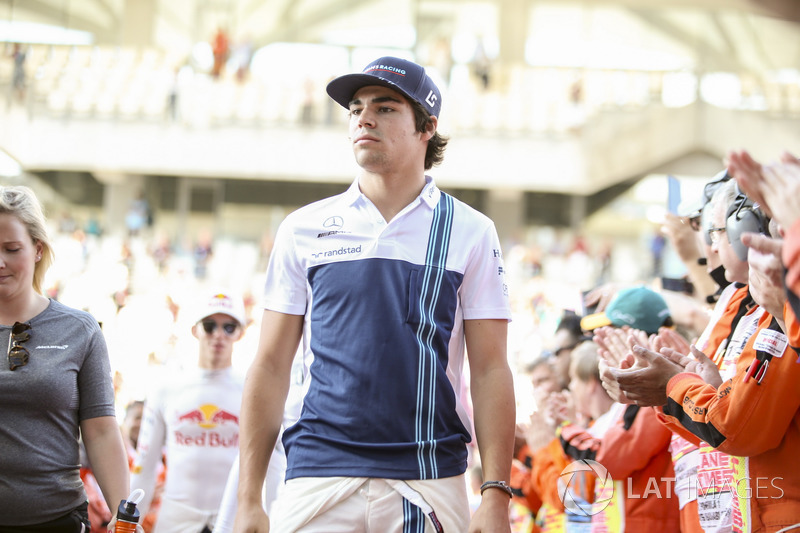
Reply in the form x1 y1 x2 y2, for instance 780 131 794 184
131 366 243 520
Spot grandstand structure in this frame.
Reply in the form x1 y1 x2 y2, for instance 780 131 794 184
1 0 800 251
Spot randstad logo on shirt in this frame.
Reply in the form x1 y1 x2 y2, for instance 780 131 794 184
311 245 362 259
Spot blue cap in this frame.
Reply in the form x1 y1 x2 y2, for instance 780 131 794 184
326 56 442 118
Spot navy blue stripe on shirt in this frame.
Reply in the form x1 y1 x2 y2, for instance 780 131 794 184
415 193 454 479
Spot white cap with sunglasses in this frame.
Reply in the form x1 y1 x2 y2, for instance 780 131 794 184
191 290 247 328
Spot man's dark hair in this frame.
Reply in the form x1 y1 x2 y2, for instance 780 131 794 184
556 310 584 339
410 99 448 170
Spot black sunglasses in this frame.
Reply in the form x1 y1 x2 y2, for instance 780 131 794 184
8 322 32 371
200 320 239 336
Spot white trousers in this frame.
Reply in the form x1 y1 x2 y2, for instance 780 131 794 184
151 498 216 533
271 475 470 533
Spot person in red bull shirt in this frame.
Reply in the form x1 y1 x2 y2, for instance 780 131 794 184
131 289 248 532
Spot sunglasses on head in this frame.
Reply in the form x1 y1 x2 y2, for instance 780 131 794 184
200 320 239 336
8 322 32 371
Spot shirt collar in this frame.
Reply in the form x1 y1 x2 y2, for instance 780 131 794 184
343 175 440 209
419 176 441 209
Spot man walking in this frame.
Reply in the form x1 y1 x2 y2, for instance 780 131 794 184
235 56 515 532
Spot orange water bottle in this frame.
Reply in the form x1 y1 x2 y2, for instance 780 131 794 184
115 489 145 533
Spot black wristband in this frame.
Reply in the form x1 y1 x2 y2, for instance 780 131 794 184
480 480 513 498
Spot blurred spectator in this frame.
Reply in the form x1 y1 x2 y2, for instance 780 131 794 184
58 211 77 234
85 215 103 238
211 27 230 78
729 149 800 314
166 68 180 122
548 310 587 389
150 232 172 275
11 43 27 103
131 289 248 531
430 36 454 85
671 169 732 306
728 150 800 232
650 231 666 277
300 78 315 125
595 239 613 286
126 192 151 237
232 37 253 83
472 37 492 90
581 285 673 337
601 179 798 530
511 356 567 530
193 230 214 279
558 340 679 531
121 400 163 532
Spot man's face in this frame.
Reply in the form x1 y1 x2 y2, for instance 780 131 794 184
123 403 143 447
568 359 591 419
550 329 577 388
192 312 242 369
696 228 721 272
710 204 748 284
348 85 431 174
530 361 560 407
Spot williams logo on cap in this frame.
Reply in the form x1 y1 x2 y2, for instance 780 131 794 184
326 56 442 119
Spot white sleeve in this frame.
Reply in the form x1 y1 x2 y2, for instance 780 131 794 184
129 392 167 515
459 222 511 321
262 217 307 315
212 454 240 533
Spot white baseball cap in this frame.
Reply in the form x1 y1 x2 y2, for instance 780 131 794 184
190 289 247 327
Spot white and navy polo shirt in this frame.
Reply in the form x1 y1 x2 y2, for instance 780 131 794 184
263 176 511 481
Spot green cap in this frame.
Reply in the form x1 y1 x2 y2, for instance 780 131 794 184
580 286 671 335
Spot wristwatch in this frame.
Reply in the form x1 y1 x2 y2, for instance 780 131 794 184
480 480 514 498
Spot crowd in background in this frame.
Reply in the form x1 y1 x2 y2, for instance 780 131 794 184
3 61 800 527
15 147 796 532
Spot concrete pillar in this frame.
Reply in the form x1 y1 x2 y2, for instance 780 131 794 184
569 194 587 231
174 177 224 250
498 0 528 66
485 188 525 250
122 0 156 48
102 175 146 237
176 177 191 250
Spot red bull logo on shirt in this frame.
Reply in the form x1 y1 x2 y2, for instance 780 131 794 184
177 403 239 429
174 403 239 447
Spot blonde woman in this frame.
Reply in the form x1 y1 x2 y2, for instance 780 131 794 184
0 185 129 531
